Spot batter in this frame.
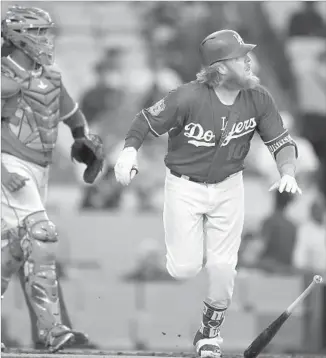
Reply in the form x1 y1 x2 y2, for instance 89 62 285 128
114 30 301 357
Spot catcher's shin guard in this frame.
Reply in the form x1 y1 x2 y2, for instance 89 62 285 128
1 225 24 295
20 212 73 349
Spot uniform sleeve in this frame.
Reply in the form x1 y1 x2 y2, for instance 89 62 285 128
60 83 78 120
1 74 20 118
255 89 298 158
140 87 186 137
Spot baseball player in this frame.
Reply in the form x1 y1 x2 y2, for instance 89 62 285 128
115 29 301 357
1 5 104 352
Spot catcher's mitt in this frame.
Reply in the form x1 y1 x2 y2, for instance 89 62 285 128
71 134 105 184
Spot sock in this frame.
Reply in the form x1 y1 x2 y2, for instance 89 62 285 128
199 302 226 338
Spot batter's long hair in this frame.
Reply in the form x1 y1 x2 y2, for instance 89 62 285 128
196 63 223 88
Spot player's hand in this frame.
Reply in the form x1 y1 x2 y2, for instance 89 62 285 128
269 174 302 195
2 170 29 192
114 147 138 186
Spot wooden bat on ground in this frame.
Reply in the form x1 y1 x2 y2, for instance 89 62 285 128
243 275 323 358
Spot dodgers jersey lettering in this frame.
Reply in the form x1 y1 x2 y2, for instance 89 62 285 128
139 81 296 183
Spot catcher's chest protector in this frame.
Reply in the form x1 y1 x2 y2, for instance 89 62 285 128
2 57 61 151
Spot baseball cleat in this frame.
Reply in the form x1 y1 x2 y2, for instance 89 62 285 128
197 342 222 358
194 331 223 358
44 324 75 353
69 330 89 346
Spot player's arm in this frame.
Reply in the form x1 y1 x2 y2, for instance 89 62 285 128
60 84 89 139
255 88 301 194
124 88 185 149
115 88 186 186
1 73 20 119
60 83 105 184
1 75 29 191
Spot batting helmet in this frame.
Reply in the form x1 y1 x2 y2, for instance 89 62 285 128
199 30 256 66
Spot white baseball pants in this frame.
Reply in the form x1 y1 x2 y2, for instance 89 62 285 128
1 153 50 229
163 169 245 309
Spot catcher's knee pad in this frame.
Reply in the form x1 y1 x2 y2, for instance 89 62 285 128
21 211 61 336
1 221 24 295
205 262 237 308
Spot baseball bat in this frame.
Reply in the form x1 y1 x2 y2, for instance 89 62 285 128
243 275 323 358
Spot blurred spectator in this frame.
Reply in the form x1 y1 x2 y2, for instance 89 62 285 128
257 191 298 275
292 198 326 353
288 1 326 38
293 47 326 201
246 111 319 187
245 2 298 104
238 231 264 269
122 238 173 282
79 47 125 127
79 165 124 210
292 199 326 275
141 46 182 108
78 47 141 211
309 49 326 200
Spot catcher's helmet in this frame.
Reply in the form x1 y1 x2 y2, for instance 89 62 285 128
2 5 55 66
199 30 256 66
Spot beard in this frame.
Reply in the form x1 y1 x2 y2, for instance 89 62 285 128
223 68 260 90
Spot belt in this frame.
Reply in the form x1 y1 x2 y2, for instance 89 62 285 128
170 170 219 184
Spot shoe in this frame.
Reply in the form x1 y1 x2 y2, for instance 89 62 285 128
68 330 89 348
44 324 75 353
193 330 223 358
1 342 6 352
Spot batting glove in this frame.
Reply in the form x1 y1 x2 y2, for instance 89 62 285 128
269 174 302 195
114 147 138 186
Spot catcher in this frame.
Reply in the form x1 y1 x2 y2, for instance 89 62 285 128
1 5 104 352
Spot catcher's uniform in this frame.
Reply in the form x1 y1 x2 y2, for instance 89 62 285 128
1 57 77 225
2 56 104 223
1 5 104 352
1 55 104 349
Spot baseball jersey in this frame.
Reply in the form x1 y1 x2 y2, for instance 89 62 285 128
1 56 78 167
127 81 297 183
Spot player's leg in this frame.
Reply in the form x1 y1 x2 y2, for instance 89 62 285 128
1 156 74 351
37 168 89 347
1 155 38 296
20 210 75 351
1 158 41 351
1 213 24 353
14 167 50 348
1 218 24 296
163 170 207 280
17 265 40 346
193 172 245 357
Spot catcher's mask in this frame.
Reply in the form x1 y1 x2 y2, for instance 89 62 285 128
2 5 56 66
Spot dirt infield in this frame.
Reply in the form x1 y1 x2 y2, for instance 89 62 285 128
2 349 326 358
